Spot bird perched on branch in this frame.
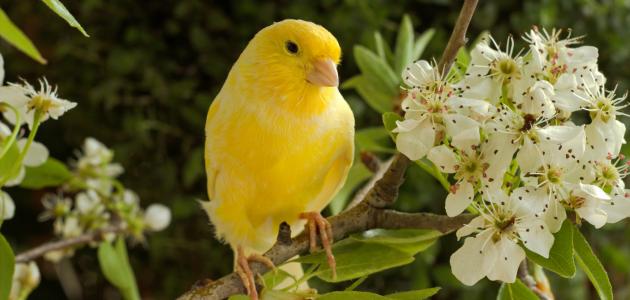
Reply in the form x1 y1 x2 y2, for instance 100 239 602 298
201 19 354 299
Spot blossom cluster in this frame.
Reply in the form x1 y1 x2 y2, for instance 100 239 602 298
40 138 172 262
0 53 171 298
394 28 629 285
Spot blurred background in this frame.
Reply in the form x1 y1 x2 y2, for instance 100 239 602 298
2 0 630 299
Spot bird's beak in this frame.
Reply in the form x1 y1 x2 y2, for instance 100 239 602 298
307 58 339 87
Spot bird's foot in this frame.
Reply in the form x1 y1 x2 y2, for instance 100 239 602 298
235 247 276 300
299 212 336 279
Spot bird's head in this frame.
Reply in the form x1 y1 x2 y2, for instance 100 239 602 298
239 19 341 93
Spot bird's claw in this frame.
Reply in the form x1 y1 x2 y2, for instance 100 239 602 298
299 212 336 279
235 247 277 300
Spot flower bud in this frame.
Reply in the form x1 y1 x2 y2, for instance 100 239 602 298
0 190 15 220
10 262 40 300
144 204 171 232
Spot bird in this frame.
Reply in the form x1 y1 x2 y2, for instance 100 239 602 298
201 19 355 299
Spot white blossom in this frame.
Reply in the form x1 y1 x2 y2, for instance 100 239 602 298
393 28 628 286
450 190 553 285
0 78 76 128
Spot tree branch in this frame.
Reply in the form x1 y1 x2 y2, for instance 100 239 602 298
180 1 479 298
15 226 125 263
179 202 474 300
437 0 478 73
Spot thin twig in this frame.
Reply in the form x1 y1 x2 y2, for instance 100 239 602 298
15 226 125 263
437 0 478 73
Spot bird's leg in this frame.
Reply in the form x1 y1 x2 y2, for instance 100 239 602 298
299 212 336 279
235 246 277 300
235 246 259 300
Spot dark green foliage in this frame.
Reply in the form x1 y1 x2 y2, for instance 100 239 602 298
1 1 629 299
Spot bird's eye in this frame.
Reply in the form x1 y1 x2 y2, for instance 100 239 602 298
285 41 299 54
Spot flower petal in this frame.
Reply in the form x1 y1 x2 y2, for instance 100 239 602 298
18 140 49 167
427 145 458 173
450 231 497 286
486 237 525 283
603 189 630 223
395 119 435 161
443 114 480 152
516 136 543 173
402 60 434 87
445 181 475 217
456 215 485 240
516 216 554 258
544 198 566 233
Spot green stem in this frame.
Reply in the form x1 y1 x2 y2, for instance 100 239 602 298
0 110 42 186
499 83 515 110
416 160 451 191
0 103 21 160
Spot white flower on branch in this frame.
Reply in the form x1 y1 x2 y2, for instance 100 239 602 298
450 190 553 285
427 144 499 216
459 36 524 104
579 83 627 158
395 64 491 161
0 78 76 128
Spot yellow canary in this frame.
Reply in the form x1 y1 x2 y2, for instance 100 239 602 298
201 19 354 299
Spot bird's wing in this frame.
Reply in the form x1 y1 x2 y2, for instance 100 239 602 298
313 142 354 211
204 96 222 200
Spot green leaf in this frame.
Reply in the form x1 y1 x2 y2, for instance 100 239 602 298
295 240 414 282
387 287 441 300
227 295 249 300
373 31 389 62
412 29 435 61
355 127 395 154
318 291 390 300
41 0 89 37
351 228 441 254
353 75 395 113
0 141 22 184
353 46 399 96
340 75 363 90
262 290 309 300
262 268 295 289
394 15 414 75
0 234 15 300
20 158 72 189
328 162 371 215
98 238 140 300
382 112 402 140
496 279 538 300
525 220 575 278
0 8 46 64
573 225 613 300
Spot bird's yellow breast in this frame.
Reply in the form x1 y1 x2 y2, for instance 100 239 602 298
203 71 354 251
